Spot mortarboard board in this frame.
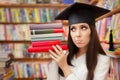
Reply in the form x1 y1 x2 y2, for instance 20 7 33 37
55 2 110 25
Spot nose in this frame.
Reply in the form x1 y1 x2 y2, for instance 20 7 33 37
76 29 81 37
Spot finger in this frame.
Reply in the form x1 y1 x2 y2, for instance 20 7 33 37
52 45 61 56
56 45 62 51
49 54 57 61
56 45 63 56
49 49 59 58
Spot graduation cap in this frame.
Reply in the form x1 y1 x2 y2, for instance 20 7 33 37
55 2 110 25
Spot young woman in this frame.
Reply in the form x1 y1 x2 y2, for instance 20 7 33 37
47 2 110 80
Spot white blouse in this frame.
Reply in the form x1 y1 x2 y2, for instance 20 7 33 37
47 54 110 80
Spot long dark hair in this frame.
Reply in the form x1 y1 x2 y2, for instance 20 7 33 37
59 23 106 80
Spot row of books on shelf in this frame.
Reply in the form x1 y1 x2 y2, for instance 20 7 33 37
0 0 93 4
0 0 74 4
96 0 120 10
0 22 67 41
13 62 49 78
0 8 61 23
96 13 120 43
0 24 30 40
0 43 51 58
0 0 36 4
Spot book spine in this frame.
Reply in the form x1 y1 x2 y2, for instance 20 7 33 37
31 36 65 41
28 45 68 52
32 40 60 47
30 22 63 30
31 28 64 35
99 18 107 41
31 33 64 38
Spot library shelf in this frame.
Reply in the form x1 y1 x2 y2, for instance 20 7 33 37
0 22 63 24
0 40 67 44
100 41 120 45
0 40 32 44
96 4 120 21
0 3 69 8
13 58 52 62
89 0 98 5
106 51 120 58
14 77 47 80
61 4 120 25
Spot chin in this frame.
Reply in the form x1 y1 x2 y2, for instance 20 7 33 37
76 44 85 48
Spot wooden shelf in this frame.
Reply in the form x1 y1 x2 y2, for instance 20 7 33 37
0 40 31 44
0 21 62 24
100 41 120 45
0 40 119 45
0 40 67 44
96 4 120 21
14 77 47 80
89 0 98 5
0 3 69 8
13 58 52 62
106 51 120 58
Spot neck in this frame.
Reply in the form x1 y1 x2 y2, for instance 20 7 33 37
76 47 87 58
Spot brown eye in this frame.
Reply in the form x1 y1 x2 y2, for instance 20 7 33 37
81 25 88 30
70 27 76 32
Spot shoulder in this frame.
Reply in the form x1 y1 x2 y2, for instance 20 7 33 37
94 54 111 80
97 54 110 65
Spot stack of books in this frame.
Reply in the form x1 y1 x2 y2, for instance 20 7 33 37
28 22 68 53
13 62 49 79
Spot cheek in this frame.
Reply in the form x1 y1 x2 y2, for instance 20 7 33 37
70 32 75 40
83 32 91 43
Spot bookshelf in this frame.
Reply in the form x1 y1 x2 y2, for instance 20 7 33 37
0 2 120 80
14 77 47 80
0 3 68 80
63 4 120 24
0 40 31 44
0 22 63 24
96 4 120 21
89 0 98 5
13 58 52 62
0 3 69 8
0 40 67 44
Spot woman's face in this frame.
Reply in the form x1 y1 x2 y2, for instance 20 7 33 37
70 23 91 49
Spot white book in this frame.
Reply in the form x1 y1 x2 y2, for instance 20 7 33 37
31 33 64 38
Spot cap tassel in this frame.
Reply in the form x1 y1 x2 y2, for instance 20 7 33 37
108 30 115 51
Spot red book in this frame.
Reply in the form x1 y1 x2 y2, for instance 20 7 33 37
28 45 68 52
32 40 61 47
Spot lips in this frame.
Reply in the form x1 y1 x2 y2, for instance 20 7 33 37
75 41 83 44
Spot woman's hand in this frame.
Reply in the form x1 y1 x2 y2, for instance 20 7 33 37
49 45 72 77
49 45 68 69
